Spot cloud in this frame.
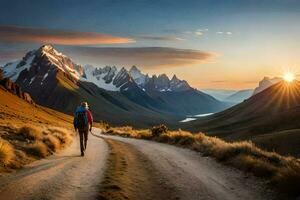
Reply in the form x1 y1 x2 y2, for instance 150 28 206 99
138 35 185 41
185 28 208 37
0 25 134 45
197 28 208 32
195 31 203 36
63 46 215 68
216 31 233 35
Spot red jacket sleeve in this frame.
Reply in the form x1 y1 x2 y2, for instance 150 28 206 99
87 110 93 125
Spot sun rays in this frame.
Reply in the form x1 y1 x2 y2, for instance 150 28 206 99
283 72 295 83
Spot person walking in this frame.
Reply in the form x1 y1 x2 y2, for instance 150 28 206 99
73 102 93 156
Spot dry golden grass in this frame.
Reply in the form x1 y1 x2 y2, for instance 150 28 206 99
1 124 73 169
18 126 43 141
26 141 49 158
0 88 74 171
104 125 300 196
16 125 73 155
107 126 152 140
0 139 15 166
44 135 61 152
48 127 73 145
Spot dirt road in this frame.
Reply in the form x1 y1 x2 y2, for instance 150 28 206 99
96 130 275 200
0 133 108 200
0 128 275 200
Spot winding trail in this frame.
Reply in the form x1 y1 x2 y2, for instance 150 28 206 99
0 128 275 200
0 132 108 200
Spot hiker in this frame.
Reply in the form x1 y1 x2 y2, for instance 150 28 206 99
73 102 93 156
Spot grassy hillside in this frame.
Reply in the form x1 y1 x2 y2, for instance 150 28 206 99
0 88 74 172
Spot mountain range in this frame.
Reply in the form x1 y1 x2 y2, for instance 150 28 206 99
1 44 230 127
201 89 237 101
203 77 283 104
225 89 253 103
202 88 254 104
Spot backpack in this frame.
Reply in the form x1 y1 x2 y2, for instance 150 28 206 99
76 111 88 130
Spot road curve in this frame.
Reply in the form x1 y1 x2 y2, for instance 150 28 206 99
96 129 275 200
0 133 108 200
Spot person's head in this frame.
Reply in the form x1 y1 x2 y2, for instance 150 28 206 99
81 102 89 109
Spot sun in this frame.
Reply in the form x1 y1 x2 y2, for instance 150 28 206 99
283 72 295 82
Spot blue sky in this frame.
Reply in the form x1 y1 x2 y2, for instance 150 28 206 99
1 0 300 89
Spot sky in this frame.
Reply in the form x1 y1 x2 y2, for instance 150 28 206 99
1 0 300 89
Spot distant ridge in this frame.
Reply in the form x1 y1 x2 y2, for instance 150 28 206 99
184 80 300 137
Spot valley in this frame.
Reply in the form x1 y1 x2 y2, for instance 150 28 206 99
1 1 300 200
1 44 300 199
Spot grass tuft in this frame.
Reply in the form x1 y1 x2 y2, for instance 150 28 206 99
0 139 15 166
26 141 49 158
18 126 42 141
48 127 72 145
44 135 61 152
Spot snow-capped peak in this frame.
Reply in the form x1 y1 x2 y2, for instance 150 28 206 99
1 44 85 84
2 50 36 81
36 45 83 80
40 44 65 58
129 65 147 85
82 65 120 91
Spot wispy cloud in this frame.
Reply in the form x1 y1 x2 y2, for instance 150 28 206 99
63 46 215 68
216 31 233 35
0 25 134 45
185 28 208 37
197 28 208 32
138 35 185 41
195 31 203 36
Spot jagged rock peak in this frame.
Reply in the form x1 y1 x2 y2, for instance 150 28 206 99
129 65 139 72
171 74 179 81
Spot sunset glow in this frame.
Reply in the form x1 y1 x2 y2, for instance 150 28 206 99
1 1 300 89
283 72 295 83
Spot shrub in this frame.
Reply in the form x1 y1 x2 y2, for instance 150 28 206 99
138 130 152 140
0 139 15 166
99 121 110 130
167 130 194 145
26 141 48 158
48 127 72 145
151 124 168 137
18 126 42 141
44 135 61 152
